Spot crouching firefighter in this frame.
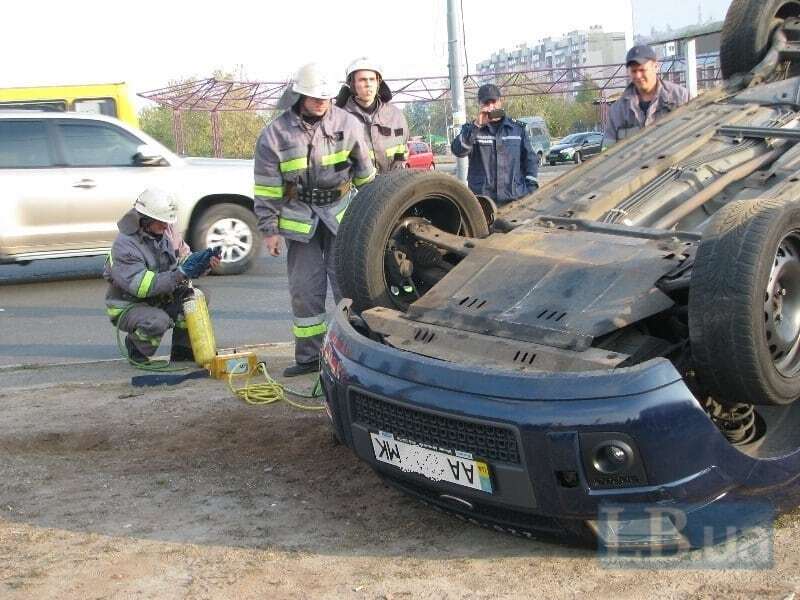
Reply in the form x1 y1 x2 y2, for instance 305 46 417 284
336 57 409 173
253 62 376 377
103 188 220 363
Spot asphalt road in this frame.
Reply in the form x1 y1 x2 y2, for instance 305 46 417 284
0 163 574 368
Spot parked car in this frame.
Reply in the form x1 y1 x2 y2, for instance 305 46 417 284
0 111 259 274
324 0 800 549
518 116 551 166
547 131 604 165
406 141 435 170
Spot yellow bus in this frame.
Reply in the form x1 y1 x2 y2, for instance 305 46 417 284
0 82 139 127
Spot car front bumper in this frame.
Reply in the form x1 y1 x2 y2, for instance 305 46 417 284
320 302 800 547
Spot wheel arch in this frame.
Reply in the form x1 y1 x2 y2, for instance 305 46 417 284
186 193 255 238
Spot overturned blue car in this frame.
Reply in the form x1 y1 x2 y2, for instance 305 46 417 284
322 0 800 548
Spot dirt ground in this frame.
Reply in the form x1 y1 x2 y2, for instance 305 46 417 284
2 362 800 599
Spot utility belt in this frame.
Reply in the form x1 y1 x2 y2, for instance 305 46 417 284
291 182 351 206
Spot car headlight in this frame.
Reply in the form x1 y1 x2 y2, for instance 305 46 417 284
561 147 575 156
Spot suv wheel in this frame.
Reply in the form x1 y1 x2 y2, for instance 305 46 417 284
191 203 261 275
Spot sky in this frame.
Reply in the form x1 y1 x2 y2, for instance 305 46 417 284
2 0 728 110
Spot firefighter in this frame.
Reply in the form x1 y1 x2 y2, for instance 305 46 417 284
104 188 219 363
253 63 376 377
451 84 539 205
336 57 409 173
604 44 689 144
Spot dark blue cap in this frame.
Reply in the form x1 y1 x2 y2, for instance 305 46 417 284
626 44 657 66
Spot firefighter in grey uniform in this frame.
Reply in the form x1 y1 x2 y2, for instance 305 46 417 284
604 44 689 145
336 57 409 173
253 63 376 377
104 188 219 362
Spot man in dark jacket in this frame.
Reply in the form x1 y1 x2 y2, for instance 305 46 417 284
604 44 689 144
451 84 539 205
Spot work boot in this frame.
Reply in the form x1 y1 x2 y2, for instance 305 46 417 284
125 336 150 364
283 361 319 377
169 345 195 363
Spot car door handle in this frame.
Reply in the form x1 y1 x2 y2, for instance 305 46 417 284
72 178 97 189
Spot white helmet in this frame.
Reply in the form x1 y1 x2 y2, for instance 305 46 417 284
134 187 178 224
291 62 338 100
345 57 384 81
277 62 338 110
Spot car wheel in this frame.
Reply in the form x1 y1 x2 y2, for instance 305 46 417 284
429 162 436 170
190 202 261 275
549 161 556 167
720 0 800 79
689 198 800 405
573 152 582 165
335 170 489 314
537 152 544 166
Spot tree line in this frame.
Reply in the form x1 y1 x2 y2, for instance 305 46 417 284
139 74 601 159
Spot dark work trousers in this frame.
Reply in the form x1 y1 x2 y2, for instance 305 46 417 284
115 285 197 357
286 223 340 365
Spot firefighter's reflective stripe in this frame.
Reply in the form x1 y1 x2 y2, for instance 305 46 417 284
321 149 350 167
385 143 408 158
279 218 313 234
106 306 126 319
254 184 284 198
174 316 188 330
133 329 162 346
353 166 377 187
280 156 308 173
292 315 327 339
368 149 376 160
335 205 348 223
136 270 156 298
106 251 113 267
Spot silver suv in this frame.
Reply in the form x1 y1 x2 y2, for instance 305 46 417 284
0 111 260 274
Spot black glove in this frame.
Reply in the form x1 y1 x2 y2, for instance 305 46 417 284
179 248 214 279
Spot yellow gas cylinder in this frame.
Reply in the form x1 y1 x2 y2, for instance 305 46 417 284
182 286 216 368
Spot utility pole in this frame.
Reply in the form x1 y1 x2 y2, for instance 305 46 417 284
624 0 635 49
447 0 468 181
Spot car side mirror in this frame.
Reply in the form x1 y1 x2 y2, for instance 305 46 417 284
134 144 166 166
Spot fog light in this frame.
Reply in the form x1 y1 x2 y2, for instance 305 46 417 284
593 441 633 474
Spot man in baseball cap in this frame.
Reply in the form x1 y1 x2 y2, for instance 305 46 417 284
604 44 689 144
451 83 539 205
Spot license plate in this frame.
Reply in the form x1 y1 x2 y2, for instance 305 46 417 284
370 431 492 493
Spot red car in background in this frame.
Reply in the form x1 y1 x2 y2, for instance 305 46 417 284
406 141 435 170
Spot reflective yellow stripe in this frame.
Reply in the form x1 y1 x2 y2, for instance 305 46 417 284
293 322 327 338
368 149 375 160
106 307 125 318
321 149 350 166
136 270 156 298
385 144 407 158
106 251 113 267
353 168 376 187
280 157 308 172
336 206 348 223
254 184 284 198
279 218 312 234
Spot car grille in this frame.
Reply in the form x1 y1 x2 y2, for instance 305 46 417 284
350 389 521 464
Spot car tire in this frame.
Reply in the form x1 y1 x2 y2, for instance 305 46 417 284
429 162 436 170
720 0 800 79
689 198 800 406
537 152 544 166
335 170 489 313
549 161 556 167
190 202 261 276
574 152 582 165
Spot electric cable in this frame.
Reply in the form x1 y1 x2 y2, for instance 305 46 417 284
227 362 325 410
